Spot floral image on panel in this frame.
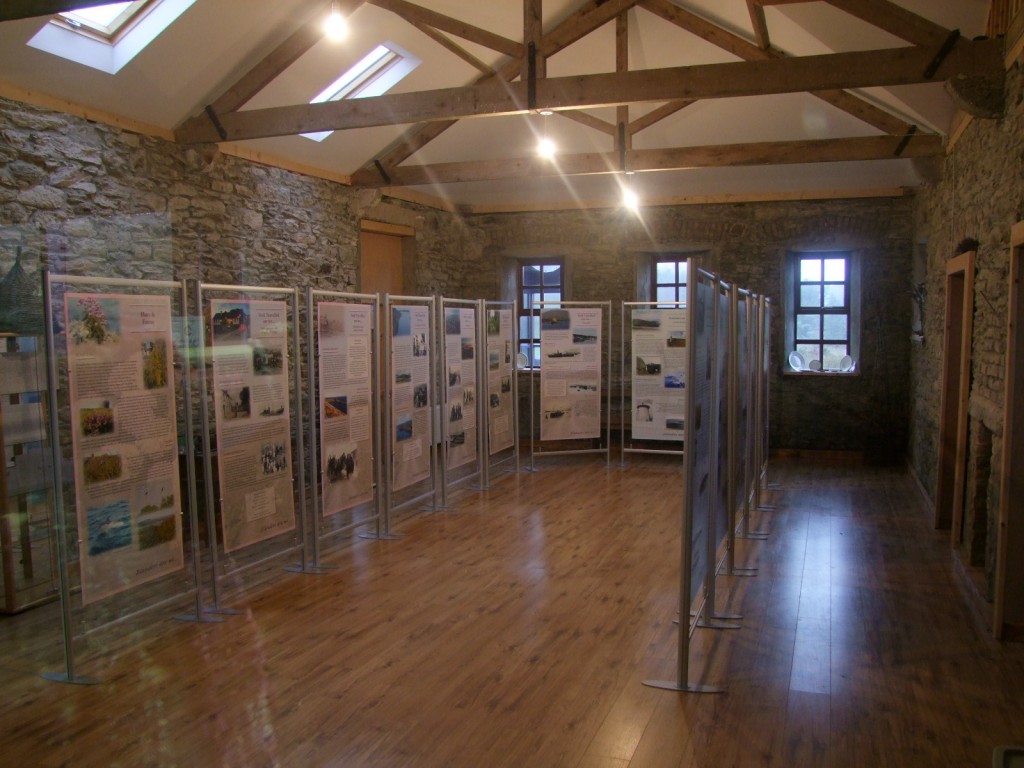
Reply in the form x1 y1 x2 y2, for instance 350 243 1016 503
141 338 168 389
69 296 120 345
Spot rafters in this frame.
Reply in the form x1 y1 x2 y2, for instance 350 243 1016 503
175 39 1002 144
164 0 1002 199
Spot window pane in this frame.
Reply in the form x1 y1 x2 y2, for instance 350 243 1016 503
678 262 688 285
531 344 541 367
656 261 676 284
543 291 561 304
823 314 848 341
522 265 541 286
657 286 677 304
822 343 847 369
519 316 531 340
522 289 541 311
796 343 819 363
678 286 687 304
800 285 821 308
796 313 820 340
824 258 846 282
519 342 532 362
542 264 561 286
823 284 845 307
800 258 821 282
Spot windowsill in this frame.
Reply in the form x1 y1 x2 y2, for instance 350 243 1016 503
783 369 861 378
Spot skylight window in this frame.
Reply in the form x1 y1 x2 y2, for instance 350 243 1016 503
57 1 153 41
302 42 421 142
27 0 195 74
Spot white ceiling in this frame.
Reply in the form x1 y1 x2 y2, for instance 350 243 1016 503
0 1 994 210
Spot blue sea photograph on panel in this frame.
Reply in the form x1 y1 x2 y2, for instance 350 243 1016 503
86 499 132 556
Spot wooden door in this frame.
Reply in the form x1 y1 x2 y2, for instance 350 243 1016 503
360 225 408 295
996 223 1024 639
935 251 974 532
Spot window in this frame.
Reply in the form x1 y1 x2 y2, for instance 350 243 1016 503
303 43 421 142
55 1 154 42
518 259 563 368
789 252 858 372
28 0 195 74
654 258 688 306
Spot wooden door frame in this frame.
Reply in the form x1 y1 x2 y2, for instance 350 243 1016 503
995 222 1024 639
934 250 974 533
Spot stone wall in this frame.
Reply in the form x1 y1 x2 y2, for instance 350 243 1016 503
466 198 914 456
910 59 1024 593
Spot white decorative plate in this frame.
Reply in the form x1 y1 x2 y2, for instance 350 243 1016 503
788 351 805 371
839 355 853 372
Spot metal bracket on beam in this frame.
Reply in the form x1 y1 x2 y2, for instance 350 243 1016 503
618 122 627 173
894 125 918 157
527 41 537 112
923 29 960 79
373 160 392 185
203 105 228 141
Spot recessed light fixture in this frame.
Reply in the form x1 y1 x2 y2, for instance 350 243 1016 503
537 136 557 159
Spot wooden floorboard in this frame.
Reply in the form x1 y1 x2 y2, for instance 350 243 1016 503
2 455 1024 766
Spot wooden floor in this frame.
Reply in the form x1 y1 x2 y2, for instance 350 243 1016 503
2 455 1024 767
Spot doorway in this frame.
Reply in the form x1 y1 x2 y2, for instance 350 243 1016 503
360 221 412 295
934 250 974 533
996 222 1024 639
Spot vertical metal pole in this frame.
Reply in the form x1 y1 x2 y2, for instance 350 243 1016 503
289 288 309 572
383 294 394 535
727 286 738 575
620 303 627 466
372 295 385 537
175 279 222 623
475 299 489 490
40 271 98 685
195 283 230 613
435 298 447 511
703 281 721 626
306 288 322 566
604 301 611 465
512 300 521 474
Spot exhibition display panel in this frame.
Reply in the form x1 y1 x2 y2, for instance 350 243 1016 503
531 301 612 466
43 272 199 683
307 289 383 557
620 301 688 459
195 282 305 607
481 300 519 485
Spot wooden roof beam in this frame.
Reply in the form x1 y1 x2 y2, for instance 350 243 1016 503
0 1 108 22
369 0 523 58
367 0 642 172
175 39 1002 143
746 0 771 50
351 134 945 187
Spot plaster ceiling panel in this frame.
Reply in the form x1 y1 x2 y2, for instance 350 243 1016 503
399 110 614 166
406 157 921 210
629 6 743 68
545 20 616 76
630 91 882 150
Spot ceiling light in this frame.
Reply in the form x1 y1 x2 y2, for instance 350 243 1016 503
537 136 557 159
622 186 640 214
324 2 348 41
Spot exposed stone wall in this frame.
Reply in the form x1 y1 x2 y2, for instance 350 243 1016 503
910 59 1024 588
466 199 914 456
